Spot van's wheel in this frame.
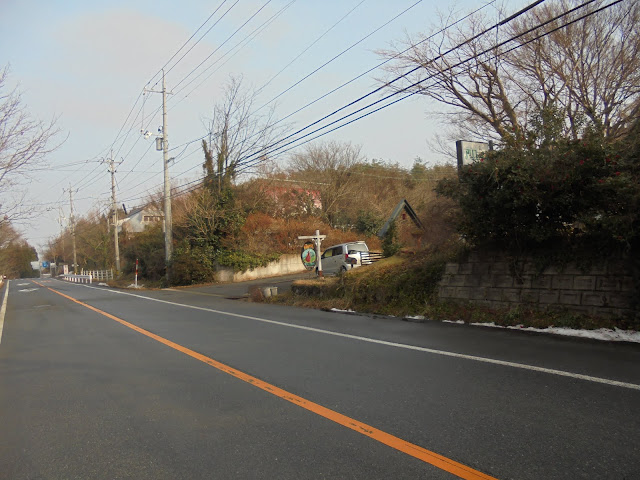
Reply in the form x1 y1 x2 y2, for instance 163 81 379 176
340 266 348 274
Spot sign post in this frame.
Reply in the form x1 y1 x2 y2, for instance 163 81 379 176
298 230 326 277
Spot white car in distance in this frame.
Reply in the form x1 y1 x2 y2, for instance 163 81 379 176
319 241 373 275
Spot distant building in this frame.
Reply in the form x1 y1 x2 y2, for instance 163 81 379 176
264 183 322 217
118 205 164 234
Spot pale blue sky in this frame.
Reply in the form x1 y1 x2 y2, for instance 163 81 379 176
0 0 522 252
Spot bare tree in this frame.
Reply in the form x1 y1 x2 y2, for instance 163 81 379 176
0 66 62 224
203 75 283 192
506 0 640 140
173 186 225 248
0 220 20 250
288 141 365 226
378 0 640 148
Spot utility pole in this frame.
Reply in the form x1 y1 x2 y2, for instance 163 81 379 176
145 70 173 283
57 208 67 261
105 152 121 273
68 185 78 274
162 70 173 283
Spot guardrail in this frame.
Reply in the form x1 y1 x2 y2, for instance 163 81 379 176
62 274 93 284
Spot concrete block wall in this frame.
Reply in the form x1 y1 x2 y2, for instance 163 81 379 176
214 254 306 283
438 251 636 317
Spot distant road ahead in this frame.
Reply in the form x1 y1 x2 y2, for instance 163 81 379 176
1 278 639 479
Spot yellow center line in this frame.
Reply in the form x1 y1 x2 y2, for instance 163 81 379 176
35 281 499 480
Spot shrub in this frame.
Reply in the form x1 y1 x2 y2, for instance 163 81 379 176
355 210 384 236
436 134 640 257
121 224 166 281
216 250 280 272
382 220 401 257
171 243 217 285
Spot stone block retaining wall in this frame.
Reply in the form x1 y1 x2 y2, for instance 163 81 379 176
438 251 636 317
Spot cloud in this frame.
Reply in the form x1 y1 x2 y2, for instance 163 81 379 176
36 7 223 129
53 8 191 81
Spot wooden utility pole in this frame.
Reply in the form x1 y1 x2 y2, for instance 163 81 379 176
105 152 121 273
68 186 78 274
162 70 173 282
146 70 173 283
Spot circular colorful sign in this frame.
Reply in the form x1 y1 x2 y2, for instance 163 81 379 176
301 241 317 270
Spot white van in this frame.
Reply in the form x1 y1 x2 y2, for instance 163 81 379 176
319 241 372 275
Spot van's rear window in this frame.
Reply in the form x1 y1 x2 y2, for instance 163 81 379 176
347 244 368 252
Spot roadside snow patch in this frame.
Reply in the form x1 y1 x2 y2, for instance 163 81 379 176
469 322 640 343
443 320 465 324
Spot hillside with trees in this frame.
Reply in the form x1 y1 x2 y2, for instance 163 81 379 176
44 140 457 286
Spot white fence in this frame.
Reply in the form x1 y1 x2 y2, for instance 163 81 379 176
83 269 114 281
62 269 113 284
62 274 93 284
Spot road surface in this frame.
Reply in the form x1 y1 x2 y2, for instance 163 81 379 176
1 278 639 479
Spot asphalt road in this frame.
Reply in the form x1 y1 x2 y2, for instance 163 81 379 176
1 278 639 480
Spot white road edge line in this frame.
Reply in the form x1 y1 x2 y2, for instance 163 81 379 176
66 280 640 391
0 281 9 345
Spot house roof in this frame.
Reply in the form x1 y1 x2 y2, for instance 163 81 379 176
378 199 424 238
124 205 163 219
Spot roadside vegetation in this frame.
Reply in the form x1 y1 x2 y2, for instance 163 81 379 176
277 264 639 332
44 143 453 288
0 221 38 278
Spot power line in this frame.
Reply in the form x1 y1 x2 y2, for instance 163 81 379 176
251 0 424 118
78 1 241 201
236 0 544 168
254 0 367 96
171 0 273 92
234 0 610 173
168 0 297 109
96 0 458 195
21 1 502 224
100 0 280 204
167 0 500 168
47 0 613 228
150 0 232 84
126 0 423 165
165 0 461 161
102 0 518 211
